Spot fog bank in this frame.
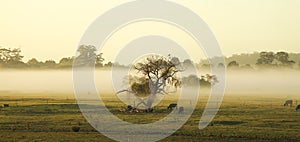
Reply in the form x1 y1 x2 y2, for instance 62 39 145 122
0 70 299 98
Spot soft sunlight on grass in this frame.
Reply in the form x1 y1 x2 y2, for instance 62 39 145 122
0 93 299 141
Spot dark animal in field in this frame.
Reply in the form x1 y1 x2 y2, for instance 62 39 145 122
296 105 300 111
2 104 9 108
145 108 154 113
178 106 184 114
284 100 293 107
127 105 133 111
167 104 177 110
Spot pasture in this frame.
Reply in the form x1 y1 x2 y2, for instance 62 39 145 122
0 93 299 142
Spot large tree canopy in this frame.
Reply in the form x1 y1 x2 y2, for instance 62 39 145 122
0 48 23 64
75 45 104 67
117 55 183 109
133 55 182 95
256 51 295 67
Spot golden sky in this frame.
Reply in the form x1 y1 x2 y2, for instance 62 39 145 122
0 0 300 63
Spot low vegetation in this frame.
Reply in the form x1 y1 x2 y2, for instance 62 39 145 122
0 94 299 141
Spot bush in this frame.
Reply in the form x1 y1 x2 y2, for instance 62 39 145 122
71 126 80 132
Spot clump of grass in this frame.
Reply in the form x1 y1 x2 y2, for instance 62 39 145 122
71 126 80 132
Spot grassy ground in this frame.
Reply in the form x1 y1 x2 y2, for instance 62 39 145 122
0 94 299 142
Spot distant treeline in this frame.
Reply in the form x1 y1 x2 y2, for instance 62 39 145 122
200 51 300 70
1 46 300 70
0 45 124 69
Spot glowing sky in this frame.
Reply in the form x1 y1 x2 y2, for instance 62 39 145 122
0 0 299 63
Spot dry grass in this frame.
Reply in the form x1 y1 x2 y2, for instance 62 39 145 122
0 93 299 141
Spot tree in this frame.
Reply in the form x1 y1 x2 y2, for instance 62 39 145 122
96 53 105 67
256 52 275 66
182 75 199 86
182 59 194 69
59 57 73 68
75 45 104 67
0 47 25 67
129 76 151 97
227 61 239 68
8 48 24 63
117 55 183 110
104 61 113 67
27 58 42 68
275 52 295 67
256 51 295 68
181 74 217 87
44 60 57 68
75 45 96 66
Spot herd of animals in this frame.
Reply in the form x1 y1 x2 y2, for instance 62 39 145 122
119 103 184 113
120 100 300 113
121 100 300 113
1 100 299 112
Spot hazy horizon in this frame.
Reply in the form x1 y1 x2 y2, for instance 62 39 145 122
1 0 300 63
0 69 299 99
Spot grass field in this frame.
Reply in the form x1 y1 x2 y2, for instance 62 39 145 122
0 93 299 142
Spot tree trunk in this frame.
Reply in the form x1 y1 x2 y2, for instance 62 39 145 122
146 94 156 112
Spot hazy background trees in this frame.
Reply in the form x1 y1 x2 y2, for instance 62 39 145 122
256 51 295 68
0 45 105 69
73 45 104 68
0 45 299 70
199 51 298 70
227 61 239 68
181 74 217 87
0 47 25 68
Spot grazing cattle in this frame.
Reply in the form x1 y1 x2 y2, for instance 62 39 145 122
178 106 184 114
130 108 139 113
3 104 9 108
284 100 293 107
167 104 177 110
296 105 300 111
127 105 133 111
145 108 154 113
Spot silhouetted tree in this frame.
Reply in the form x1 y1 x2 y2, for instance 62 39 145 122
275 52 295 67
59 57 73 68
44 60 57 68
256 51 295 68
75 45 96 66
256 52 275 66
117 55 182 110
182 75 199 86
104 62 113 67
27 58 42 68
227 61 239 68
0 47 25 67
96 53 105 67
182 59 194 69
75 45 104 67
129 76 151 97
182 74 217 87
